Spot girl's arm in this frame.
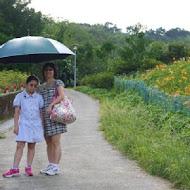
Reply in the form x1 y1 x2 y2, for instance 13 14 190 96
46 85 64 114
40 108 45 131
14 107 20 135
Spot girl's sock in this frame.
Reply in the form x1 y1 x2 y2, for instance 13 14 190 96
26 164 32 168
12 165 19 169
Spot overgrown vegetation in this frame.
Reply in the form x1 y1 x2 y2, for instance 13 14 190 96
0 70 28 93
124 59 190 96
75 86 190 189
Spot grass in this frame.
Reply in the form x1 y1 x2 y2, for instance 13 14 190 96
0 132 5 139
0 117 13 124
75 86 190 190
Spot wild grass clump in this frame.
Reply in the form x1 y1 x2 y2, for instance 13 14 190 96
75 86 190 189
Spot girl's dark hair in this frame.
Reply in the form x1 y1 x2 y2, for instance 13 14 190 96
42 62 58 78
26 75 39 84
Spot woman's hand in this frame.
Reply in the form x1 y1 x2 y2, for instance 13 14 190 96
46 104 53 114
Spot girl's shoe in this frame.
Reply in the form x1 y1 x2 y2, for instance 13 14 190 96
25 167 33 176
40 164 52 174
3 168 20 178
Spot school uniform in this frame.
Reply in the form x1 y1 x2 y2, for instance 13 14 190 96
13 90 44 143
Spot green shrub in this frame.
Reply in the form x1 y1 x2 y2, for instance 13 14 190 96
141 59 164 70
81 72 114 89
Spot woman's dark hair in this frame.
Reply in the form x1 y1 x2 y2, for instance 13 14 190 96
26 75 39 84
42 62 58 78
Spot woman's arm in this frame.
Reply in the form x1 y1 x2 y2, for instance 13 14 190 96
14 107 20 135
46 85 64 114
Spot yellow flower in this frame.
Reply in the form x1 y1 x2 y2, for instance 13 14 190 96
160 64 167 68
182 76 188 80
181 69 187 75
164 77 170 81
176 90 180 94
185 85 190 94
169 69 173 74
184 101 189 105
155 65 159 70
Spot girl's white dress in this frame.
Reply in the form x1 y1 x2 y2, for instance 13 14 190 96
13 90 44 143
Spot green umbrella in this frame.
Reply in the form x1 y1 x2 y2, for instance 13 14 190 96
0 36 74 64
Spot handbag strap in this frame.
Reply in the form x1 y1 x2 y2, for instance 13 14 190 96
54 81 59 98
53 80 66 99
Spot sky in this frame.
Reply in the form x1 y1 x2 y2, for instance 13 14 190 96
28 0 190 33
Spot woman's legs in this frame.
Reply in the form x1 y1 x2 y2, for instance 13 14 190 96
51 134 61 164
45 134 61 164
13 142 25 166
27 143 36 165
45 136 55 163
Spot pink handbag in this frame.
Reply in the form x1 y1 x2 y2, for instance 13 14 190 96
50 84 76 125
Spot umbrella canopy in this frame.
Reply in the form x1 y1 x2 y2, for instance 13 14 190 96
0 36 74 63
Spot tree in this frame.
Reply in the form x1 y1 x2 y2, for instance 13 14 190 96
95 41 115 71
0 0 45 37
119 24 152 74
146 27 166 41
166 42 190 62
147 41 167 61
165 28 190 41
77 42 95 77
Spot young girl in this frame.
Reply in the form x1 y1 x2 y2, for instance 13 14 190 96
3 75 44 178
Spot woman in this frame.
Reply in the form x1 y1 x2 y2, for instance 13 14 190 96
38 62 67 176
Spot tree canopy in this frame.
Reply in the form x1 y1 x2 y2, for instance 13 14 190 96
1 0 190 85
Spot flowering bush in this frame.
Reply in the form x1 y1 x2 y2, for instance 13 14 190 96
0 70 28 94
136 59 190 96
